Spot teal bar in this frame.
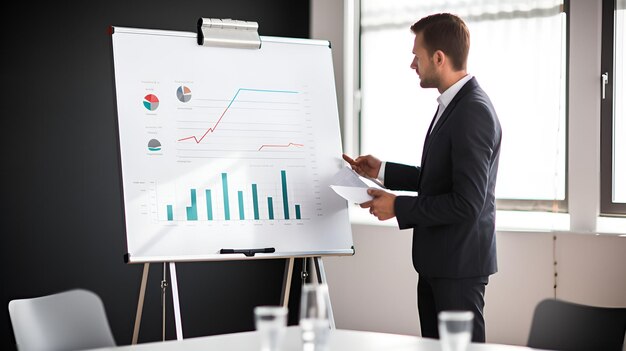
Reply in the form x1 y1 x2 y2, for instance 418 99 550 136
186 189 198 221
167 205 173 221
267 197 274 220
252 184 259 220
205 189 213 220
281 170 289 219
295 204 301 220
222 173 230 220
238 191 245 220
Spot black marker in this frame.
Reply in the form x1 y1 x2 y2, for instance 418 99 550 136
220 247 275 257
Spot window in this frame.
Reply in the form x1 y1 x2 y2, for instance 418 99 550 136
601 0 626 215
359 0 567 211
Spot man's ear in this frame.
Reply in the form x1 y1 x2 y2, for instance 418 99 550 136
434 50 445 66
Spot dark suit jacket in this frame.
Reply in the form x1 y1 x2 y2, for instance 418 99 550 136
385 77 501 278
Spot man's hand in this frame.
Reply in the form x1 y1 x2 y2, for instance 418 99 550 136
342 154 382 179
360 188 396 221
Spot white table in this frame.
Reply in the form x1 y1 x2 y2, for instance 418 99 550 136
89 327 543 351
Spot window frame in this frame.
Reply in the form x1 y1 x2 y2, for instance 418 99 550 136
600 0 626 216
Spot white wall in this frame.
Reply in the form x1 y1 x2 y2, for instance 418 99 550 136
312 0 626 346
310 0 344 134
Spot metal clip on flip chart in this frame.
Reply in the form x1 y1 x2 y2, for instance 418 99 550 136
197 18 261 49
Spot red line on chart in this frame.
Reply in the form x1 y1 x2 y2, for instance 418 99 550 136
177 88 299 144
258 143 304 151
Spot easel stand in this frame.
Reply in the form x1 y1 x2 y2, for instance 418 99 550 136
131 256 335 343
131 262 183 343
279 255 337 328
303 256 337 329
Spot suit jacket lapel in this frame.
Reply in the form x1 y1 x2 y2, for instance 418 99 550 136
421 107 439 166
420 77 479 170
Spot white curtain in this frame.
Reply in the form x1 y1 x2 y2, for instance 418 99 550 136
360 0 566 201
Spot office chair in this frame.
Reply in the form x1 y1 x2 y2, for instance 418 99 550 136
527 298 626 351
8 288 116 351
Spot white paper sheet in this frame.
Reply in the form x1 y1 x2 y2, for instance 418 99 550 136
329 166 385 204
329 185 373 204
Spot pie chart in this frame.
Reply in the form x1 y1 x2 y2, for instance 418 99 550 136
148 139 162 152
143 94 159 111
176 86 192 103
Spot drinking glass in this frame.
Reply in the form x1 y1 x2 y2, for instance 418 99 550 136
299 283 331 351
254 305 288 351
438 310 474 351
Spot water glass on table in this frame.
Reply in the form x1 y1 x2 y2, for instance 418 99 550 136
300 283 331 351
254 305 288 351
438 310 474 351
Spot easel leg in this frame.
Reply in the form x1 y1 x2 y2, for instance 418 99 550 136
301 257 310 283
161 263 167 341
132 263 150 344
281 258 294 307
169 262 184 340
313 257 336 329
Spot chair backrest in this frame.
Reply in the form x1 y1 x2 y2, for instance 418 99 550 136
8 288 116 351
527 298 626 351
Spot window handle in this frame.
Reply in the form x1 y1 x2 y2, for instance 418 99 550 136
602 72 609 100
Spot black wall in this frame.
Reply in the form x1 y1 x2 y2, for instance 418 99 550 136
1 1 310 348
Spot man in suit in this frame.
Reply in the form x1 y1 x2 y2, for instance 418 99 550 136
343 13 501 342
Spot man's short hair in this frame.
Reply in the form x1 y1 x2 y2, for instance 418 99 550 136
411 13 470 71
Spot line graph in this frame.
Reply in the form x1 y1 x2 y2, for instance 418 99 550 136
258 142 304 151
177 88 298 144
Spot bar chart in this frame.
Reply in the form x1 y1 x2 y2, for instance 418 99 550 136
155 169 309 222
